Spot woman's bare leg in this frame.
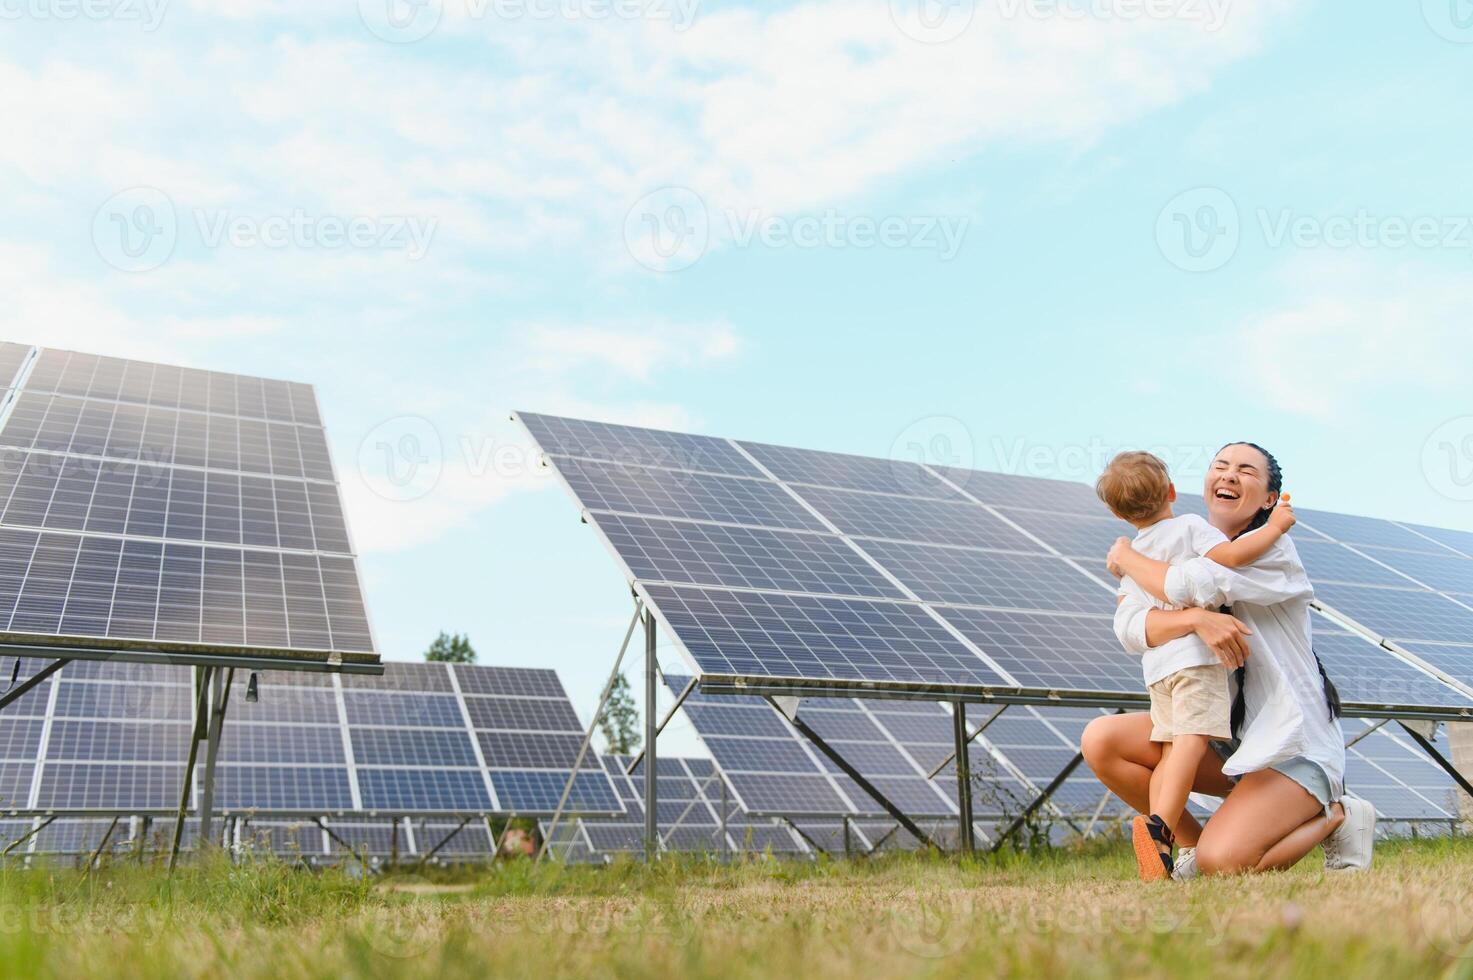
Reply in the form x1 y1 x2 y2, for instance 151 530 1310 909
1080 713 1234 848
1254 804 1345 872
1194 769 1329 875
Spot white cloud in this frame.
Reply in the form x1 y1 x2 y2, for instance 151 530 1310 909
519 319 740 382
1235 256 1473 420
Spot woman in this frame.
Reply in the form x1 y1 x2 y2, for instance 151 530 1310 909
1082 442 1375 876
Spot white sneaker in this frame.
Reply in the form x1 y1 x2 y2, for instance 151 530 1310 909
1172 847 1200 881
1323 794 1375 872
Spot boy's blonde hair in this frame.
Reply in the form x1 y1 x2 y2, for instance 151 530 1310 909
1096 451 1172 523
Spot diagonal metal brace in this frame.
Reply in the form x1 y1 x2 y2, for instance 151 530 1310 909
770 697 940 851
1396 721 1473 799
990 750 1085 853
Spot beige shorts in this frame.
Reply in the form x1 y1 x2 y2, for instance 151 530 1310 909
1148 664 1232 742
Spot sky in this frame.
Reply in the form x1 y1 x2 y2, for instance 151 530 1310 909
5 0 1473 755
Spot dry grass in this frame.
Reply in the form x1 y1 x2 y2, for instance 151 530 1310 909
2 836 1472 979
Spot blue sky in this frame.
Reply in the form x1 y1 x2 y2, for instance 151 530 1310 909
6 0 1473 753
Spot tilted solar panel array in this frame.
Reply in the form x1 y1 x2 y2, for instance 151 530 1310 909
520 412 1473 716
554 754 806 861
0 660 620 818
1286 509 1473 698
0 344 377 666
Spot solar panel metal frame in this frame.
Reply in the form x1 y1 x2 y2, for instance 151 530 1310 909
519 412 1473 721
0 344 381 675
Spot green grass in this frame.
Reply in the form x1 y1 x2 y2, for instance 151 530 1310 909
2 837 1472 979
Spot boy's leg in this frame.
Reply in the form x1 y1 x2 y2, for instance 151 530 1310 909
1152 734 1209 836
1147 741 1172 818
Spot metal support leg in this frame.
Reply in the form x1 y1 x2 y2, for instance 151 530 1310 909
2 815 55 857
414 817 471 870
170 667 215 871
198 667 233 849
842 815 852 859
390 818 400 868
1398 722 1473 799
0 658 70 712
720 776 729 861
538 600 643 861
990 750 1084 853
314 818 372 873
928 704 1009 779
1345 718 1390 751
85 817 121 870
644 610 658 862
953 702 975 853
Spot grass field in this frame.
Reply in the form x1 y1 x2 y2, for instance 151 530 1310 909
2 837 1472 979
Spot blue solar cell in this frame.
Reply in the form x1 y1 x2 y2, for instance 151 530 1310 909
595 513 904 599
342 691 464 728
793 484 1039 550
1314 583 1473 644
0 718 43 760
557 456 824 531
519 412 761 477
723 771 851 816
646 584 1008 688
215 766 354 811
358 769 490 811
1311 629 1473 709
225 725 347 764
858 540 1112 616
1292 539 1418 589
1297 510 1451 553
489 770 621 813
453 665 566 698
737 441 960 500
991 508 1135 560
931 467 1103 515
1393 642 1473 689
462 695 582 733
0 762 32 806
1394 523 1473 559
475 732 582 769
44 720 190 762
1353 546 1473 596
52 681 193 720
935 607 1139 694
700 737 819 774
680 703 792 738
37 763 180 810
348 728 477 767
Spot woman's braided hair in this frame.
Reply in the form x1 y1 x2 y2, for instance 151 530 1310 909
1220 442 1342 737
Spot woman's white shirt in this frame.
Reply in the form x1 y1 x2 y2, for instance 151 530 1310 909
1113 533 1345 797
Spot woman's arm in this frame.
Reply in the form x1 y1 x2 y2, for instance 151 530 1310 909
1114 596 1254 669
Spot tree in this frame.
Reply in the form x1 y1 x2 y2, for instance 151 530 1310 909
424 631 476 664
597 672 641 755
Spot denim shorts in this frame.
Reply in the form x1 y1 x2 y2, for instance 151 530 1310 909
1209 740 1334 809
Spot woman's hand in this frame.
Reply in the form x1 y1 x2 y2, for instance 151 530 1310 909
1189 608 1254 669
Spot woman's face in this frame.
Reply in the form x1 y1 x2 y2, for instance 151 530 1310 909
1203 443 1278 535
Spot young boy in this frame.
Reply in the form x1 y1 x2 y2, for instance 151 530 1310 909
1094 451 1295 882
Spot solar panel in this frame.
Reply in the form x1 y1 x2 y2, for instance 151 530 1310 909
1342 720 1464 823
0 660 622 818
521 412 1473 718
0 344 378 669
1309 620 1473 713
554 754 809 860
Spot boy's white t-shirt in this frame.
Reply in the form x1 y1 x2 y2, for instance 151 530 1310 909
1117 513 1230 686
